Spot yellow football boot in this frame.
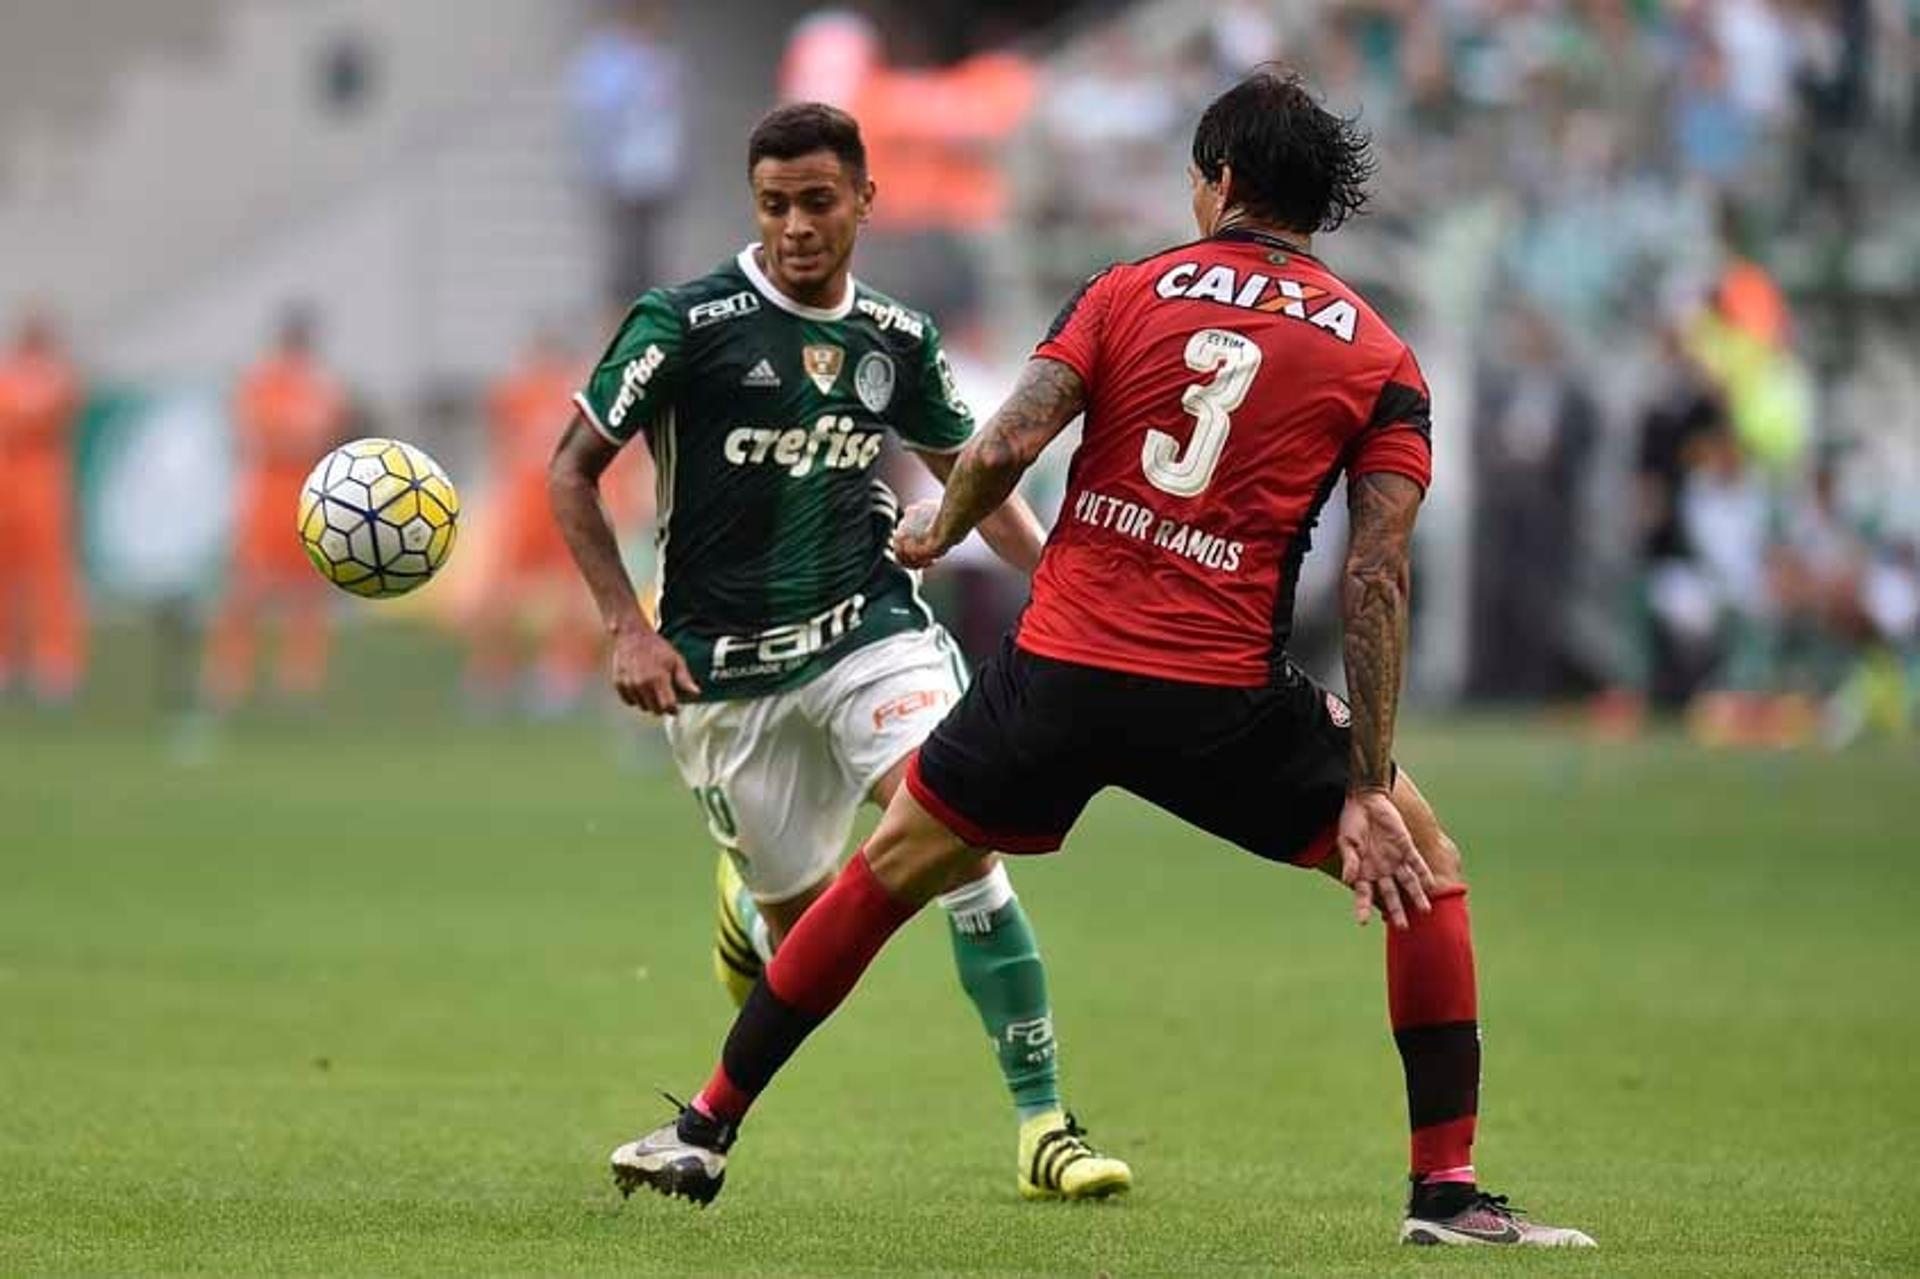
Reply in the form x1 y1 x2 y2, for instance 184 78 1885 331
712 853 763 1008
1017 1110 1132 1201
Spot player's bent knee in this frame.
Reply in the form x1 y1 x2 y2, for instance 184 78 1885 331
943 852 1001 895
863 832 977 906
1389 768 1467 890
1426 832 1466 890
862 788 982 906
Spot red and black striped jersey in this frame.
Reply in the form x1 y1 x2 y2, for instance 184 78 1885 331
1017 228 1432 687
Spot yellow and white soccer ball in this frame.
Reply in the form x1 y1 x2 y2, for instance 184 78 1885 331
297 438 459 598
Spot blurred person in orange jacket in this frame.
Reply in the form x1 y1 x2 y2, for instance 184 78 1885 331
777 10 1034 338
466 328 613 714
0 308 86 703
777 10 1032 226
203 306 348 710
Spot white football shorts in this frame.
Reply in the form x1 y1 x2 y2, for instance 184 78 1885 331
662 626 969 903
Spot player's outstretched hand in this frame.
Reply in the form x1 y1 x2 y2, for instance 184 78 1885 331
892 500 950 569
1336 788 1435 930
611 625 700 716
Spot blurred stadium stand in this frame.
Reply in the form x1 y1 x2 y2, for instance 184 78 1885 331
0 1 594 410
0 3 229 137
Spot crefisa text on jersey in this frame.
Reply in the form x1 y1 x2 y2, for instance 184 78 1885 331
1072 488 1245 572
855 298 925 341
1154 262 1360 343
606 343 667 429
722 413 886 478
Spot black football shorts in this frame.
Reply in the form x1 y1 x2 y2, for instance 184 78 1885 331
906 636 1355 866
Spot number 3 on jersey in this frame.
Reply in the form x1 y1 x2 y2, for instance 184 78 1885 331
1141 328 1262 498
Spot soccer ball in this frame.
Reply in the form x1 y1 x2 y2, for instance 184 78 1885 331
297 438 460 598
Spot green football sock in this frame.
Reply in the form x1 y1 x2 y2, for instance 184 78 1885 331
938 864 1061 1120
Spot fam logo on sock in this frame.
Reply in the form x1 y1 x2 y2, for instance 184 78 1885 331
1005 1016 1056 1060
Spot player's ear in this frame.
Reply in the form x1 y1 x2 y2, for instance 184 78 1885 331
856 175 876 223
1215 164 1237 226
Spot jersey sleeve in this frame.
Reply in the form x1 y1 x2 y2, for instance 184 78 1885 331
1350 346 1434 491
1033 267 1118 387
887 320 975 453
574 289 684 447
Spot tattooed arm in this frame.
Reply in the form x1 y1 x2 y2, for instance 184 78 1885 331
893 358 1086 570
1340 471 1423 790
915 448 1048 574
1333 470 1435 930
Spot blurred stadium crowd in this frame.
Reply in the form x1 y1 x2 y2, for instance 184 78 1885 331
1015 0 1920 748
2 0 1916 748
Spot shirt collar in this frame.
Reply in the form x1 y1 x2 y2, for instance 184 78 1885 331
1209 227 1318 260
736 244 857 321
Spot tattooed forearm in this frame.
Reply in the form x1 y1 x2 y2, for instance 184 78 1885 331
920 447 1048 573
929 357 1086 551
1340 471 1424 792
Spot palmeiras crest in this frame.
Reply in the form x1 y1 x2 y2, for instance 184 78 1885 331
854 352 895 413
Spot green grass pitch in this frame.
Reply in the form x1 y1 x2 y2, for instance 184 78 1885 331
2 641 1917 1274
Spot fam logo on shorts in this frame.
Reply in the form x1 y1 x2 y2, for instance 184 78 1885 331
871 687 949 731
854 351 895 413
802 344 844 394
1325 691 1352 728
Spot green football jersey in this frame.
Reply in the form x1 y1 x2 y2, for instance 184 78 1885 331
575 245 975 701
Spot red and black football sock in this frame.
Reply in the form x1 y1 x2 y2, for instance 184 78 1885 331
694 852 920 1125
1387 885 1479 1183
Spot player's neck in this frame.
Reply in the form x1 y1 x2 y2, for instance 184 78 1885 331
752 246 851 313
1209 211 1312 256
